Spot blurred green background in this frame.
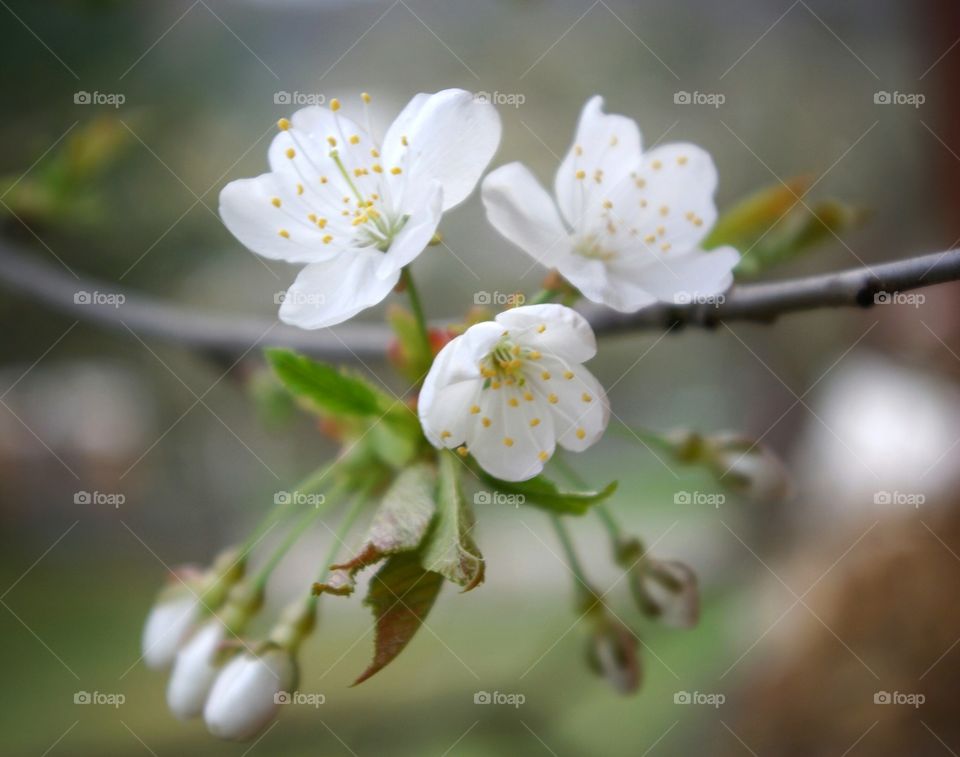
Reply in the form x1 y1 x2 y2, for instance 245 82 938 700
3 1 960 754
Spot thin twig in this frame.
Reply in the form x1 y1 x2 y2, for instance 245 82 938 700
2 239 959 360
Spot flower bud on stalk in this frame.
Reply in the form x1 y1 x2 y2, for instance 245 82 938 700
166 580 263 720
615 538 699 629
204 600 314 740
582 600 641 695
141 548 245 670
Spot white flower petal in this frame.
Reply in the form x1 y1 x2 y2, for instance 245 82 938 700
482 162 572 268
528 358 609 452
421 377 483 449
615 245 739 303
469 386 553 482
382 89 502 211
219 174 346 264
495 304 597 363
376 181 443 278
554 96 643 229
279 250 400 330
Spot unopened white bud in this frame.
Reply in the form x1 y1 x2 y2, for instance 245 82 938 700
204 648 297 740
166 621 228 719
141 592 199 669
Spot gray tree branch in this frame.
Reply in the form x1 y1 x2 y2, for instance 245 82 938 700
2 239 959 360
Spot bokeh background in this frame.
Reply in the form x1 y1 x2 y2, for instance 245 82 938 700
3 0 960 754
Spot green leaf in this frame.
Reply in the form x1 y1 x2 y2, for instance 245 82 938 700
314 464 436 597
354 551 444 685
477 472 618 515
421 452 484 591
267 348 385 418
705 178 866 278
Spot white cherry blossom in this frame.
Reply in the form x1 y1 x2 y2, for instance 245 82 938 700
418 304 609 481
481 96 739 312
221 89 501 329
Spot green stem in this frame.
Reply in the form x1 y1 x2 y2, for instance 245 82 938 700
552 452 622 548
401 267 431 365
549 514 595 607
611 419 679 456
527 288 560 305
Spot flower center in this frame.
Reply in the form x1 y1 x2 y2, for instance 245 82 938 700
479 336 542 388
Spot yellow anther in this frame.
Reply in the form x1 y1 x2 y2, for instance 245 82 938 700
401 135 409 146
508 398 519 408
575 170 586 180
349 134 360 145
322 234 333 244
285 147 296 159
678 155 689 165
594 169 603 183
563 371 574 380
390 166 402 175
278 229 290 239
652 160 663 170
576 428 586 440
296 183 304 195
440 430 452 439
548 393 558 404
538 451 549 462
330 98 341 111
271 197 281 208
327 136 337 147
610 135 619 146
523 391 534 402
372 164 383 173
529 350 541 360
530 418 541 427
370 148 380 158
644 234 656 244
511 344 522 356
320 176 328 184
541 371 551 381
575 145 583 156
640 199 648 208
482 417 492 427
317 218 328 228
660 205 670 217
582 393 592 403
308 213 317 223
503 437 514 447
491 380 502 390
602 200 613 209
361 92 371 103
635 178 647 188
661 243 672 252
457 445 469 457
277 118 291 131
470 405 481 414
657 225 666 236
537 324 546 333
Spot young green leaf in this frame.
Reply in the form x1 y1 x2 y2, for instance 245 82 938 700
266 348 384 418
476 471 618 515
314 464 436 597
421 452 484 591
354 551 444 685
